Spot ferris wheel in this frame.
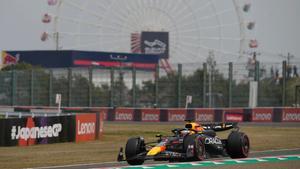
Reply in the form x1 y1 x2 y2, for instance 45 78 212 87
41 0 257 67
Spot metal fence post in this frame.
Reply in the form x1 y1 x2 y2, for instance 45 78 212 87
203 63 207 107
282 61 287 106
228 62 233 107
11 68 16 106
177 64 182 108
132 67 136 107
154 64 159 107
255 61 260 82
88 67 93 107
68 68 72 107
30 69 34 106
255 61 260 106
49 70 53 106
110 67 115 107
118 68 124 107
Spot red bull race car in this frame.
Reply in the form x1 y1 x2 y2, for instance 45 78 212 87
118 121 249 165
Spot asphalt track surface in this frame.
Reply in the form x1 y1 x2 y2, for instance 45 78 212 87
29 148 300 169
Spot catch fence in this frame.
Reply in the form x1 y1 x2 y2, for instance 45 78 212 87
0 61 299 108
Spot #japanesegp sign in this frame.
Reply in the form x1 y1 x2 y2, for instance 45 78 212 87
141 31 169 59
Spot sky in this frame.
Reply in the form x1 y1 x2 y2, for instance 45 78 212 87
0 0 299 64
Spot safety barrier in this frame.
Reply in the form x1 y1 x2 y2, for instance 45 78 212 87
101 107 300 123
95 107 298 123
2 106 300 123
0 112 104 146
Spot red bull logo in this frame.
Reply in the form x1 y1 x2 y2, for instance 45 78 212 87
2 51 19 67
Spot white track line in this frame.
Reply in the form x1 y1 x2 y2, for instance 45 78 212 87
25 161 127 169
27 148 300 169
251 148 300 153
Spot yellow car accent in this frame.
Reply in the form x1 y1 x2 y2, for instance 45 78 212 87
147 146 166 156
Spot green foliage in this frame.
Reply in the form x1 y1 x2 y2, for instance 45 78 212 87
258 77 282 107
1 62 42 71
286 77 300 106
1 62 298 108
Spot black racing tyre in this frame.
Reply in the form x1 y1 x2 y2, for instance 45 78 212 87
194 136 206 160
183 135 205 161
125 137 145 165
226 131 250 159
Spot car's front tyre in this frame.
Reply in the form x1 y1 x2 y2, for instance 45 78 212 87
125 137 146 165
183 135 205 161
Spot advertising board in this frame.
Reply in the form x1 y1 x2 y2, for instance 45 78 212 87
115 108 134 121
252 108 273 122
282 108 300 122
167 109 186 122
76 114 97 142
224 109 244 122
1 116 73 146
141 31 169 59
194 109 215 122
141 109 160 122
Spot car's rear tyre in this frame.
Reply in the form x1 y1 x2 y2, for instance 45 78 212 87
226 131 250 158
183 135 205 161
125 137 145 165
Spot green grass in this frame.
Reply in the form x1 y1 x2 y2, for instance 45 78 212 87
0 122 299 169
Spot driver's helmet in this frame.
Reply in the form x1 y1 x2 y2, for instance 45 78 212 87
185 122 204 133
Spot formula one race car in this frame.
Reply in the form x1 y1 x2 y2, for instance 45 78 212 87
117 121 249 165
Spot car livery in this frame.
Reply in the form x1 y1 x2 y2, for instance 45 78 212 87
118 121 250 165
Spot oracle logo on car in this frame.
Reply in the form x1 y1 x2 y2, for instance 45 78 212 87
115 110 133 121
76 114 96 142
142 110 160 122
282 110 300 122
168 111 186 122
195 112 214 122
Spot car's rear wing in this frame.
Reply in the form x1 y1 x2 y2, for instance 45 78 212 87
202 122 238 132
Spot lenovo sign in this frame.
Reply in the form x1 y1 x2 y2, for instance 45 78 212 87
195 109 214 122
282 108 300 122
168 109 186 122
141 109 160 122
76 114 96 142
252 108 273 122
115 109 134 121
